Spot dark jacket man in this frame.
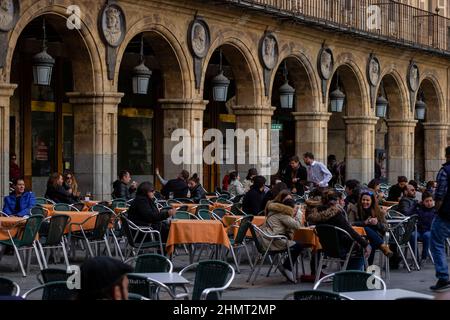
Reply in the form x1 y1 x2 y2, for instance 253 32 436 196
161 178 189 199
112 180 136 200
242 186 265 216
189 184 206 203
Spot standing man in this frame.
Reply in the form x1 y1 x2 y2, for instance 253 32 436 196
430 147 450 292
303 152 332 189
282 156 307 196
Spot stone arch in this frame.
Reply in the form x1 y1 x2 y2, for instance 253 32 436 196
269 50 321 113
418 73 446 123
201 32 264 107
376 67 410 120
115 18 193 99
327 54 371 116
4 2 102 92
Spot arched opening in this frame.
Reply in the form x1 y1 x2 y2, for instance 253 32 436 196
202 44 255 191
9 15 94 196
117 32 183 185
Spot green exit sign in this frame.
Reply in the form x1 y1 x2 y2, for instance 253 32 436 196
271 123 283 131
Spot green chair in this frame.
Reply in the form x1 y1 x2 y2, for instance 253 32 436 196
120 216 163 259
179 260 235 300
313 270 386 292
283 290 346 300
0 215 44 276
53 203 72 212
22 281 79 300
197 209 211 221
229 215 254 273
35 198 55 205
195 204 210 215
174 211 198 220
199 199 213 205
37 215 71 268
30 206 49 217
212 208 227 219
112 199 127 209
0 277 20 296
70 203 85 211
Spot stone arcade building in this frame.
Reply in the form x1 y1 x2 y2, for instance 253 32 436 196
0 0 449 203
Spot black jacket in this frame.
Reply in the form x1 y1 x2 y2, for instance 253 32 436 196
398 197 418 216
189 184 206 203
161 178 189 199
387 184 404 202
242 186 265 216
127 195 169 227
45 185 75 204
282 165 307 195
112 180 136 200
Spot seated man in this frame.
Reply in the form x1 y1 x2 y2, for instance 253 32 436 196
387 176 408 202
161 170 189 199
3 178 36 217
112 170 137 200
397 184 418 216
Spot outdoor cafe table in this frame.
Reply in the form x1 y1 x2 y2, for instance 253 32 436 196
339 288 433 300
49 211 98 233
128 272 190 299
165 220 230 257
171 202 232 214
0 216 26 241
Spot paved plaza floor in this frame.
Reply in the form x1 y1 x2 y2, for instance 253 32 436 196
0 247 442 300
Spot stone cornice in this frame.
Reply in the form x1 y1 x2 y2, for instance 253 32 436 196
386 119 418 128
292 112 332 121
231 105 276 116
343 116 379 125
67 92 124 105
421 122 450 130
158 99 209 111
0 83 17 105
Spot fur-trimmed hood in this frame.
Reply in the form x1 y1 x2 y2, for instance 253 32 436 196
307 206 341 224
267 202 294 217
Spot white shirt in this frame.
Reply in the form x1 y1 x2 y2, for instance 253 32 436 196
307 161 332 187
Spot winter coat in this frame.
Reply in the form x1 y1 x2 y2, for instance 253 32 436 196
242 186 265 216
45 185 75 204
189 184 206 203
3 192 36 217
228 180 245 198
347 203 388 235
258 202 301 251
112 180 136 200
161 178 189 199
398 197 418 216
415 205 436 234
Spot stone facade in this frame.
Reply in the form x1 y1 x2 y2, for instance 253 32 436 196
0 0 448 203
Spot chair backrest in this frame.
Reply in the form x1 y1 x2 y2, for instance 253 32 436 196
195 204 210 215
199 199 212 205
175 198 194 204
191 260 234 300
230 204 245 216
315 270 387 293
234 215 254 245
120 216 136 247
231 194 244 204
70 203 85 211
91 211 113 240
212 208 227 219
127 293 150 300
43 215 71 246
174 211 193 220
167 199 181 205
391 215 419 246
286 290 344 301
91 204 114 214
35 197 53 205
0 277 20 296
53 203 71 212
129 254 173 273
18 215 44 246
111 200 127 209
30 206 48 217
197 209 211 220
248 224 266 255
39 268 71 284
22 281 79 300
216 197 232 204
387 209 404 219
177 205 189 212
315 224 354 259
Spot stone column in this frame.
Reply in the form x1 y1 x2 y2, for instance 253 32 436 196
386 119 417 184
343 116 378 183
0 83 17 207
423 122 449 181
231 106 275 178
159 99 208 180
67 92 124 201
292 112 331 164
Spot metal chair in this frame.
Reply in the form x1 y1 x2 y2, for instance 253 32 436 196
30 206 49 217
174 211 199 220
283 290 347 300
313 270 387 292
70 203 85 212
314 224 365 284
175 198 194 204
112 198 127 209
197 209 212 220
200 199 214 205
246 224 296 285
22 281 79 300
167 199 182 205
37 214 71 268
127 292 151 300
0 277 20 296
35 198 55 205
228 215 254 273
388 215 420 272
179 260 235 300
0 215 44 276
216 198 233 205
386 210 406 219
195 204 210 215
53 203 72 212
37 268 71 284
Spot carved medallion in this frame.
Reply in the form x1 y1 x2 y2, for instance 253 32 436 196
318 47 334 80
188 19 210 59
0 0 18 32
259 33 279 70
367 54 381 87
99 3 126 48
407 62 420 92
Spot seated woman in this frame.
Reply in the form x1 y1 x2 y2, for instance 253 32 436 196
63 171 80 202
187 174 206 203
258 190 303 283
127 182 175 243
347 190 393 265
3 178 36 217
45 173 76 204
306 190 371 271
228 171 245 198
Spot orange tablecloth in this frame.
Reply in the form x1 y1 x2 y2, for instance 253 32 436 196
223 215 267 238
171 202 232 214
49 211 98 233
166 220 230 255
0 217 26 241
294 226 366 251
115 207 128 215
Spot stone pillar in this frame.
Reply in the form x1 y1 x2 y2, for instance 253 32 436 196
0 83 17 207
423 122 449 181
231 106 275 178
67 92 124 201
386 119 417 184
344 116 378 183
292 112 331 164
159 99 208 180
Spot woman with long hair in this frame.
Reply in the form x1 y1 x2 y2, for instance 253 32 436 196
347 190 393 265
187 173 206 203
242 168 258 193
228 171 245 198
63 171 80 201
45 172 75 204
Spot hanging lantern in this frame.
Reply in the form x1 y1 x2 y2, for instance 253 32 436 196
212 49 230 102
330 88 346 113
376 95 389 118
32 18 55 86
279 61 295 109
415 96 426 120
132 34 152 95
